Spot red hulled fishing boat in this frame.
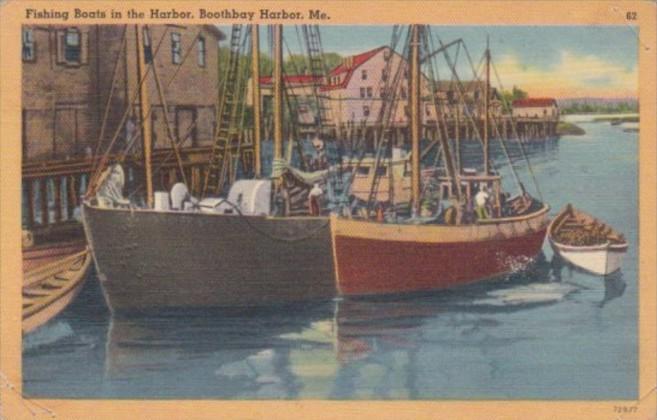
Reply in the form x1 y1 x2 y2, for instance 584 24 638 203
331 26 549 296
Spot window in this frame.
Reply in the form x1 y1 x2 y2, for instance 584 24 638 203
360 87 366 98
22 28 35 61
383 49 391 61
357 166 370 175
197 37 206 67
64 29 81 63
361 69 367 80
366 87 373 98
143 27 153 63
171 33 182 64
425 104 432 116
381 69 388 81
363 105 370 117
56 27 87 66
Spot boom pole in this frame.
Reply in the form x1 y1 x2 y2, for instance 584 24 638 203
135 25 153 208
251 25 262 177
484 36 490 175
272 24 284 162
410 24 421 216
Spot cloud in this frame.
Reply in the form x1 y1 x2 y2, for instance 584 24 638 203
493 51 637 98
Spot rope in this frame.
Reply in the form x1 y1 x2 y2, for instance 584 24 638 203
203 198 331 242
91 25 128 178
490 58 544 201
86 26 170 197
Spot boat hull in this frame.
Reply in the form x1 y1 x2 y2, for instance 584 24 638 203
82 203 336 312
331 208 550 296
549 241 627 276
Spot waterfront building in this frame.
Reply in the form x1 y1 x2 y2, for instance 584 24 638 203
512 97 560 119
21 24 225 162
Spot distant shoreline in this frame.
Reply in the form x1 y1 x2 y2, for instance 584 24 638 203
556 121 586 136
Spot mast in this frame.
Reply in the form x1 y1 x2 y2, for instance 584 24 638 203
135 24 153 208
484 36 490 175
272 25 284 162
455 103 461 173
410 25 421 216
252 25 262 178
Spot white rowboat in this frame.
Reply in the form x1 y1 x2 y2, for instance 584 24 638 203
548 205 628 275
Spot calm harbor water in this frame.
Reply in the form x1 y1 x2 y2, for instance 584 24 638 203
23 116 638 400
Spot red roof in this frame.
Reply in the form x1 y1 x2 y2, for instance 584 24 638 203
321 46 388 91
259 74 322 86
512 98 557 107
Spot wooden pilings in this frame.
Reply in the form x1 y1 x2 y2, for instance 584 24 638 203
321 116 558 153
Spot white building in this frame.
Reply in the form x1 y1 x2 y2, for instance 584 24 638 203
512 98 559 119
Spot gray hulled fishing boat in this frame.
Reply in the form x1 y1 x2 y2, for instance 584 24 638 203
82 25 336 313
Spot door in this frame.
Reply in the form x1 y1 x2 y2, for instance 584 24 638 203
175 107 197 147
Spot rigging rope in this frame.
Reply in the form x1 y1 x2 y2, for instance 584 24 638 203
490 57 544 201
86 26 171 198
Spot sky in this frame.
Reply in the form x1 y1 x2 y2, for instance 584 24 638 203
219 25 638 99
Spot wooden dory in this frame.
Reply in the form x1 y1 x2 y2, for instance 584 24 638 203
548 205 628 275
23 248 92 333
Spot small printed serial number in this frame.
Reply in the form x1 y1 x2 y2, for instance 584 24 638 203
613 405 638 413
626 11 637 20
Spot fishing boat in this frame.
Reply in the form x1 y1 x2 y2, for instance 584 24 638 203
331 26 550 296
548 204 628 275
82 25 337 312
23 248 92 333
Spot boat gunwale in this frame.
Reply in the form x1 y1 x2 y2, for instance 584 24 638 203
330 204 549 245
333 203 550 228
82 200 329 222
23 248 89 287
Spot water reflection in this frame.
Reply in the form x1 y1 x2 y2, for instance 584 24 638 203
99 250 620 399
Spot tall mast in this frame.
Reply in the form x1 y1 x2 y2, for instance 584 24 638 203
135 25 153 208
410 25 421 215
251 25 262 178
455 103 461 173
483 36 490 175
272 25 284 162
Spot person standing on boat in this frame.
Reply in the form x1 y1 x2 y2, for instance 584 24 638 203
308 182 323 216
475 185 490 220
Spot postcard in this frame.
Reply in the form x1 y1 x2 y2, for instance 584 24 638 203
1 1 655 418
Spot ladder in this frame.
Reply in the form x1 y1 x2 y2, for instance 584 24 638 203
203 24 247 197
365 26 408 212
302 25 332 129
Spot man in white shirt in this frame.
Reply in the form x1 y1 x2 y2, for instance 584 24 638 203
475 185 490 220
